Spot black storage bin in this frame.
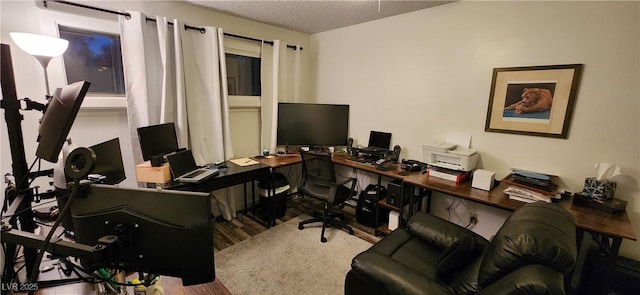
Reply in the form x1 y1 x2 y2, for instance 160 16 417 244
258 173 290 219
356 184 388 228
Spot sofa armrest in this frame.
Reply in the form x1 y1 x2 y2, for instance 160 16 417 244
348 251 454 295
407 212 488 250
476 264 567 295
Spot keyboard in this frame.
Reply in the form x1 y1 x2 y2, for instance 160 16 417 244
346 157 375 166
183 169 206 178
376 163 395 171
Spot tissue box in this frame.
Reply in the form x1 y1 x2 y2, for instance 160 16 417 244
574 193 627 214
135 161 171 183
472 169 495 191
582 177 616 200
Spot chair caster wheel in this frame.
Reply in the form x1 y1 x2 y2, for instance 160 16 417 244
349 231 354 235
321 237 327 243
298 224 304 230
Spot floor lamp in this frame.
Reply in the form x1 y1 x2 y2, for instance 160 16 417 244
9 32 71 192
9 32 69 98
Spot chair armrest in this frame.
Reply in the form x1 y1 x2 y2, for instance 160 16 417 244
407 212 488 251
349 251 454 295
476 264 567 295
336 177 355 185
328 177 356 203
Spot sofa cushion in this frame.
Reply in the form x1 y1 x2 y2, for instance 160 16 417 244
367 228 441 279
436 235 480 280
349 251 455 295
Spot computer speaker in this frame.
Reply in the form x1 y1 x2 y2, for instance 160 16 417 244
388 145 401 163
150 155 165 167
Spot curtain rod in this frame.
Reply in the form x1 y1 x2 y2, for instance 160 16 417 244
43 0 303 50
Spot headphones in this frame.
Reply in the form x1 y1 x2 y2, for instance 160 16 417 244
387 145 401 163
401 159 426 172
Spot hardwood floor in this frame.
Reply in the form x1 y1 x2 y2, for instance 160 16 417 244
9 196 377 294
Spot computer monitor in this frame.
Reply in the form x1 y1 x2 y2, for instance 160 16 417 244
276 103 349 147
70 184 215 286
88 138 126 185
368 131 392 149
137 123 179 161
36 81 91 163
58 138 126 232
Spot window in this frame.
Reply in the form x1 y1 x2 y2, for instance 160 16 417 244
226 53 261 96
58 25 125 95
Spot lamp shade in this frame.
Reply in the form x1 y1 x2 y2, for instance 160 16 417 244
10 32 68 58
10 32 70 96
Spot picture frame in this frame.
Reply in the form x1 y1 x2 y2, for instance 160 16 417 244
484 64 583 138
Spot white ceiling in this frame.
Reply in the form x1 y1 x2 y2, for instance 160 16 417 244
186 0 454 34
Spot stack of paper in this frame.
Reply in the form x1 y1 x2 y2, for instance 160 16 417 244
230 157 260 167
426 166 471 183
503 186 554 203
501 169 559 203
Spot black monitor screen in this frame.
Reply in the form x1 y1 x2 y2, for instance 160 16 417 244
368 131 392 149
277 103 349 146
71 184 214 285
36 81 91 163
89 138 126 185
137 123 179 161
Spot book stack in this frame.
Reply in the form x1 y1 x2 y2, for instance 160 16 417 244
426 166 471 183
501 169 559 203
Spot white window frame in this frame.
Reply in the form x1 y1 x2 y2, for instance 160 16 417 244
224 38 261 108
37 6 126 109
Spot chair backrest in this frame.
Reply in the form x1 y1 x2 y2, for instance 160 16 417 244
300 150 336 187
478 202 577 288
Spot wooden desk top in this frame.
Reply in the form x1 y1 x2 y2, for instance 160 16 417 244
255 153 416 181
253 154 302 168
403 173 637 241
331 153 415 180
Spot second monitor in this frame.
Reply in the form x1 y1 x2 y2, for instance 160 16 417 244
137 122 180 161
276 103 349 149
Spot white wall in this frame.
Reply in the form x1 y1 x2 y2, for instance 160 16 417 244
310 1 640 260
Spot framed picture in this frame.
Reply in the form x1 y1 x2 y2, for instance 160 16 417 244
484 64 583 138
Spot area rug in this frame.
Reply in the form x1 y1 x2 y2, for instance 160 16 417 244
213 215 373 295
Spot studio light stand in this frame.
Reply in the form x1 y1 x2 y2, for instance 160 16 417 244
1 33 68 293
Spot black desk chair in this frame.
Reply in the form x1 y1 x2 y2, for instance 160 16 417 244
298 150 356 243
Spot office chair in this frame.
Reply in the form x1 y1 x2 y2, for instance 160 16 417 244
298 150 356 243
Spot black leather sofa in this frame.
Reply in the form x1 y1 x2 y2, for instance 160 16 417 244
345 202 577 295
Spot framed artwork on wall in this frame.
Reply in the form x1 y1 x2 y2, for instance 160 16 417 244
484 64 583 138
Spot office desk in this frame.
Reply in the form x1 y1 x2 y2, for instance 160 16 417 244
254 153 422 234
403 172 637 295
332 154 423 235
166 161 271 227
167 162 270 192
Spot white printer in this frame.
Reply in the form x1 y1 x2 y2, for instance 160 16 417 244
423 143 479 172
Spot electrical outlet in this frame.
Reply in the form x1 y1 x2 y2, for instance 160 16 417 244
469 213 478 225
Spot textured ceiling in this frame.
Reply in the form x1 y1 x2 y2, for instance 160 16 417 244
186 0 454 34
